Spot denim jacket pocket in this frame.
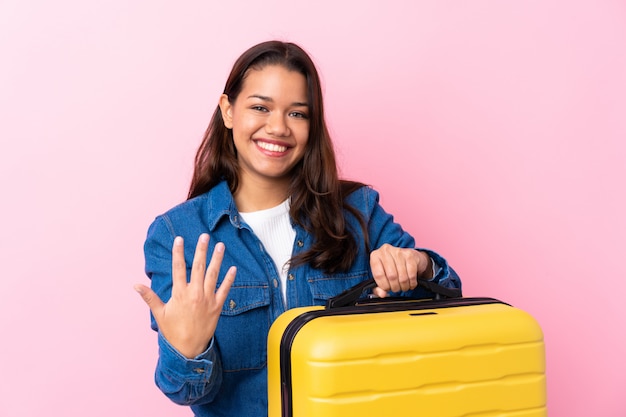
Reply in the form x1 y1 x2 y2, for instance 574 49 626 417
307 271 370 304
214 284 271 372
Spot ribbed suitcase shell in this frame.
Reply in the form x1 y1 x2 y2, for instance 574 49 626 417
267 298 546 417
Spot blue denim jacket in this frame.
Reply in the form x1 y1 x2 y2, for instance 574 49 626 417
144 180 461 417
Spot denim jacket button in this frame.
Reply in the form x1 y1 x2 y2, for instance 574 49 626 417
229 299 236 310
288 273 294 281
273 279 278 288
297 240 304 247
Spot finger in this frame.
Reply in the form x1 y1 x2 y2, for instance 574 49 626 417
134 284 165 316
405 251 419 290
370 255 391 292
215 266 237 306
171 236 188 292
204 241 225 295
397 263 410 292
397 250 418 292
378 253 400 293
190 233 210 290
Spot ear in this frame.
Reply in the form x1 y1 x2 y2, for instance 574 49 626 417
219 94 233 129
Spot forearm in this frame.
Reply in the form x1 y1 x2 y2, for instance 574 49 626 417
155 332 223 406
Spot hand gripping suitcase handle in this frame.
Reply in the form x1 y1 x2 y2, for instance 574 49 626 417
326 278 462 309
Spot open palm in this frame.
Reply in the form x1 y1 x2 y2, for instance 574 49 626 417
135 233 236 358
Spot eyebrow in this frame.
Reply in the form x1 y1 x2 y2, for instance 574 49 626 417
247 94 308 107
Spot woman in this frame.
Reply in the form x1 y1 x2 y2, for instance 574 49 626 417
135 40 461 417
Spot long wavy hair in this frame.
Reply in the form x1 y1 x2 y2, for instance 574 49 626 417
188 40 367 273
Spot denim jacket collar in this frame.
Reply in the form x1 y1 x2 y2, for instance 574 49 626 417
204 180 241 231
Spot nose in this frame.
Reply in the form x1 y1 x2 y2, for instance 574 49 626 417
265 112 290 137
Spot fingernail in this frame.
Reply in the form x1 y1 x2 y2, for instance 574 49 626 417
174 236 183 246
133 285 145 295
215 242 225 253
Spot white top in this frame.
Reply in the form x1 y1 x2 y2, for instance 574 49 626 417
239 199 295 302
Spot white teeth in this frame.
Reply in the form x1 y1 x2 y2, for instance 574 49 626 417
257 141 287 152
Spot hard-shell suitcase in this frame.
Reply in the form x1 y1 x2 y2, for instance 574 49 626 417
267 279 546 417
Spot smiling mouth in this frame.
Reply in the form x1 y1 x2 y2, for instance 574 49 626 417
256 141 288 153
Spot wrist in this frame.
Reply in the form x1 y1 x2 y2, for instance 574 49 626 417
161 332 211 359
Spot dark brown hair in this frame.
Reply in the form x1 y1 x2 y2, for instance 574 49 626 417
188 40 367 273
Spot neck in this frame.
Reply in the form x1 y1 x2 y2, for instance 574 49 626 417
234 176 290 212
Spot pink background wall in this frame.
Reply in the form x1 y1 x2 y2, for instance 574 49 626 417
1 0 625 416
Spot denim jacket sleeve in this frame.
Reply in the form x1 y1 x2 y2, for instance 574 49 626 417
354 186 462 294
144 216 223 406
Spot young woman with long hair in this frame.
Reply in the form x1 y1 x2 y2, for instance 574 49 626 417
135 40 461 417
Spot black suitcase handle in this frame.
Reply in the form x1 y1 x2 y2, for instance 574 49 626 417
326 277 462 309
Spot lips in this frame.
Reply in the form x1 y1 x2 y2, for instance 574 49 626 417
255 140 289 153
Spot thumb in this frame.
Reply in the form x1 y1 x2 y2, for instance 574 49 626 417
134 284 165 315
372 286 389 298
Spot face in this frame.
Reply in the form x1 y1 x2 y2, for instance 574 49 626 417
220 64 310 189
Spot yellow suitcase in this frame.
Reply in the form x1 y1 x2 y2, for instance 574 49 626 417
267 279 546 417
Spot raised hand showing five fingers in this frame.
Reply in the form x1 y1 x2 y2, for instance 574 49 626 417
134 233 236 358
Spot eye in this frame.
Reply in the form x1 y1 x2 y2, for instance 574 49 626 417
289 111 309 119
251 105 268 112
